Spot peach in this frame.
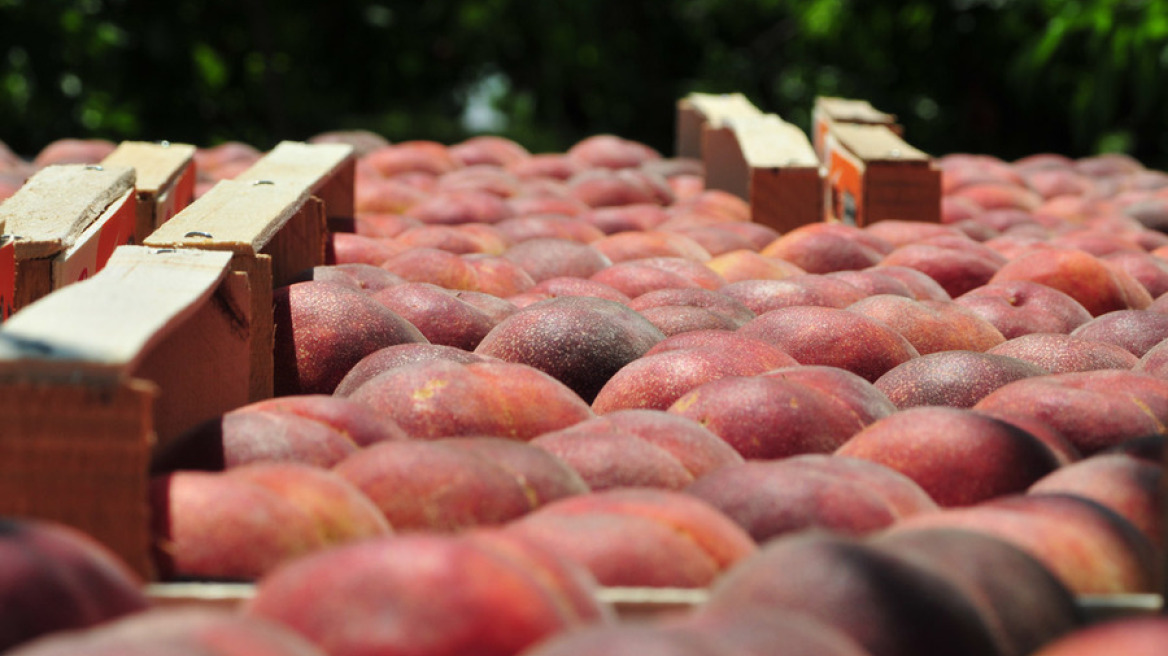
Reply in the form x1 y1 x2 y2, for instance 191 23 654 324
588 259 704 297
494 214 606 243
332 343 494 397
673 607 874 656
874 350 1049 409
760 222 888 273
827 268 917 298
0 519 148 652
949 182 1043 212
1137 338 1168 379
737 305 920 382
509 623 729 656
761 364 899 427
3 607 329 656
448 135 531 167
150 471 327 580
835 406 1061 507
568 168 660 207
501 238 612 282
32 138 116 167
634 304 743 335
567 134 661 169
580 203 669 234
868 264 952 301
627 287 754 326
440 436 590 507
390 224 507 255
720 274 867 314
684 455 939 542
846 295 1006 354
234 394 410 447
505 153 586 181
362 140 460 177
527 276 631 304
328 232 402 266
371 282 497 351
877 242 1003 297
592 229 711 263
531 428 696 490
870 527 1083 656
244 533 611 656
671 188 752 223
667 374 871 459
354 176 429 213
379 247 480 290
332 440 535 531
1029 453 1163 549
348 358 594 440
1104 250 1168 299
674 224 760 256
352 211 420 238
435 165 523 197
1029 615 1168 656
954 280 1094 338
474 295 665 403
988 247 1153 316
462 253 537 297
986 332 1140 373
152 406 361 471
703 249 806 282
406 189 514 225
290 263 406 292
1069 309 1168 357
697 531 1002 656
891 493 1159 594
272 281 428 396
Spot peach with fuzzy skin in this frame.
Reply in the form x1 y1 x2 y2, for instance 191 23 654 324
588 259 702 297
870 528 1084 656
827 268 917 298
567 134 661 169
1030 616 1168 656
33 138 117 168
697 531 1002 656
670 188 752 223
685 455 939 542
505 153 586 181
0 519 149 653
502 238 612 282
150 471 328 580
877 242 1003 298
580 203 670 234
328 232 402 266
371 282 498 351
235 394 410 447
737 305 920 382
592 229 712 263
349 358 595 440
675 225 759 256
892 493 1160 595
1069 309 1168 358
353 212 420 238
949 182 1043 212
527 276 631 304
719 275 867 315
835 406 1061 507
590 344 797 414
531 429 698 491
667 374 872 459
390 224 505 255
863 219 967 248
379 247 480 290
633 304 742 336
568 168 660 207
628 287 754 325
1103 250 1168 299
244 533 612 656
986 333 1141 374
875 351 1049 410
955 279 1094 338
291 263 406 292
462 254 537 297
474 295 665 403
440 437 591 507
448 135 531 167
973 369 1168 456
1029 453 1163 550
355 176 429 214
362 140 460 177
332 440 536 531
494 214 606 243
272 281 429 397
704 249 807 283
761 364 899 427
3 607 330 656
333 343 494 398
868 264 952 301
405 189 514 225
760 222 888 273
435 165 523 198
846 295 1006 355
988 247 1153 316
1137 338 1168 379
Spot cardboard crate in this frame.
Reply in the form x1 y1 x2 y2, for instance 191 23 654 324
812 96 903 162
0 164 138 318
674 92 763 163
725 114 823 233
823 122 941 227
0 245 248 579
101 141 198 243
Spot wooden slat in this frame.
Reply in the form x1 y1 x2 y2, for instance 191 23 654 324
0 164 135 260
830 122 930 163
675 92 763 159
102 141 198 239
234 141 356 228
823 124 941 226
812 96 902 162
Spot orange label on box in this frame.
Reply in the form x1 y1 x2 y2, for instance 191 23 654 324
825 134 865 226
0 238 14 322
54 189 137 288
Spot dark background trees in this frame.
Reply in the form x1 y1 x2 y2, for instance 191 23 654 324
2 0 1166 168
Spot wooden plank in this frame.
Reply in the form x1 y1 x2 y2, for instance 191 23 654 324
0 245 243 580
824 123 940 227
234 141 355 231
0 164 136 260
52 188 137 287
675 92 762 159
734 115 823 234
0 237 13 321
102 141 198 240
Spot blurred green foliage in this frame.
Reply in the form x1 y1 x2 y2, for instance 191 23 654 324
1 0 1167 168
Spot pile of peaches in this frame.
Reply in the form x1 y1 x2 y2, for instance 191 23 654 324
3 129 1168 656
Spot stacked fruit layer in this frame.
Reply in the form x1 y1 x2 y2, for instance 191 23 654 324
2 131 1168 655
